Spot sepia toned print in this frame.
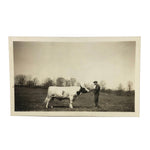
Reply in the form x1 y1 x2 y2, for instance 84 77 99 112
9 37 140 116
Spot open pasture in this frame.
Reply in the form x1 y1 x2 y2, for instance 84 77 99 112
15 87 134 112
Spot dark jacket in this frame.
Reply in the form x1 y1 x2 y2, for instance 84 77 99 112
94 84 100 95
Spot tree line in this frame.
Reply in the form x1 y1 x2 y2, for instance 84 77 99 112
98 80 134 96
15 75 79 88
15 75 134 96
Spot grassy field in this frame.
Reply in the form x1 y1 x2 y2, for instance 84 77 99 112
15 87 134 112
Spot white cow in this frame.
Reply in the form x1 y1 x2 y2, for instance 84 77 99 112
44 86 89 109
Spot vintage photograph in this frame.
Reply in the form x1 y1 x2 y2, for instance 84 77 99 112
9 37 140 116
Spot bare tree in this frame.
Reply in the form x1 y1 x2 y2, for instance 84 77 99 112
100 80 106 91
70 78 77 86
56 77 66 86
118 83 123 91
43 78 55 88
25 76 39 88
15 75 26 86
33 77 39 86
127 81 133 92
117 83 124 96
66 80 71 86
26 80 34 88
127 81 133 96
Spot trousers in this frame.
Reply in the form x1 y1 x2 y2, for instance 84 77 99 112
94 94 99 107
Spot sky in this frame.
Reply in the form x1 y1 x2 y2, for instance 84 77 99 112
13 41 135 90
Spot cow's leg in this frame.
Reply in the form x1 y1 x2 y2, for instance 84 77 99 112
44 96 51 108
50 97 54 108
69 96 73 109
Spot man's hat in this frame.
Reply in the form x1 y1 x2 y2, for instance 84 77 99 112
93 81 98 83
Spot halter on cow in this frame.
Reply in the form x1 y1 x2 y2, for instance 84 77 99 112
44 86 89 109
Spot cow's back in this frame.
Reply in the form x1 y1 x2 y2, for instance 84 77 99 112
47 86 80 97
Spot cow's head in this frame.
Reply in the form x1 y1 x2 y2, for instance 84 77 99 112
76 85 89 96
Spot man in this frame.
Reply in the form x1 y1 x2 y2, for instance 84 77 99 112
93 81 100 107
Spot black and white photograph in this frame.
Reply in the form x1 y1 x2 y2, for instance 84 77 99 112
9 37 140 116
1 1 150 150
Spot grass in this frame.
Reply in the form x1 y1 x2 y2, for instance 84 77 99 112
15 87 134 112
